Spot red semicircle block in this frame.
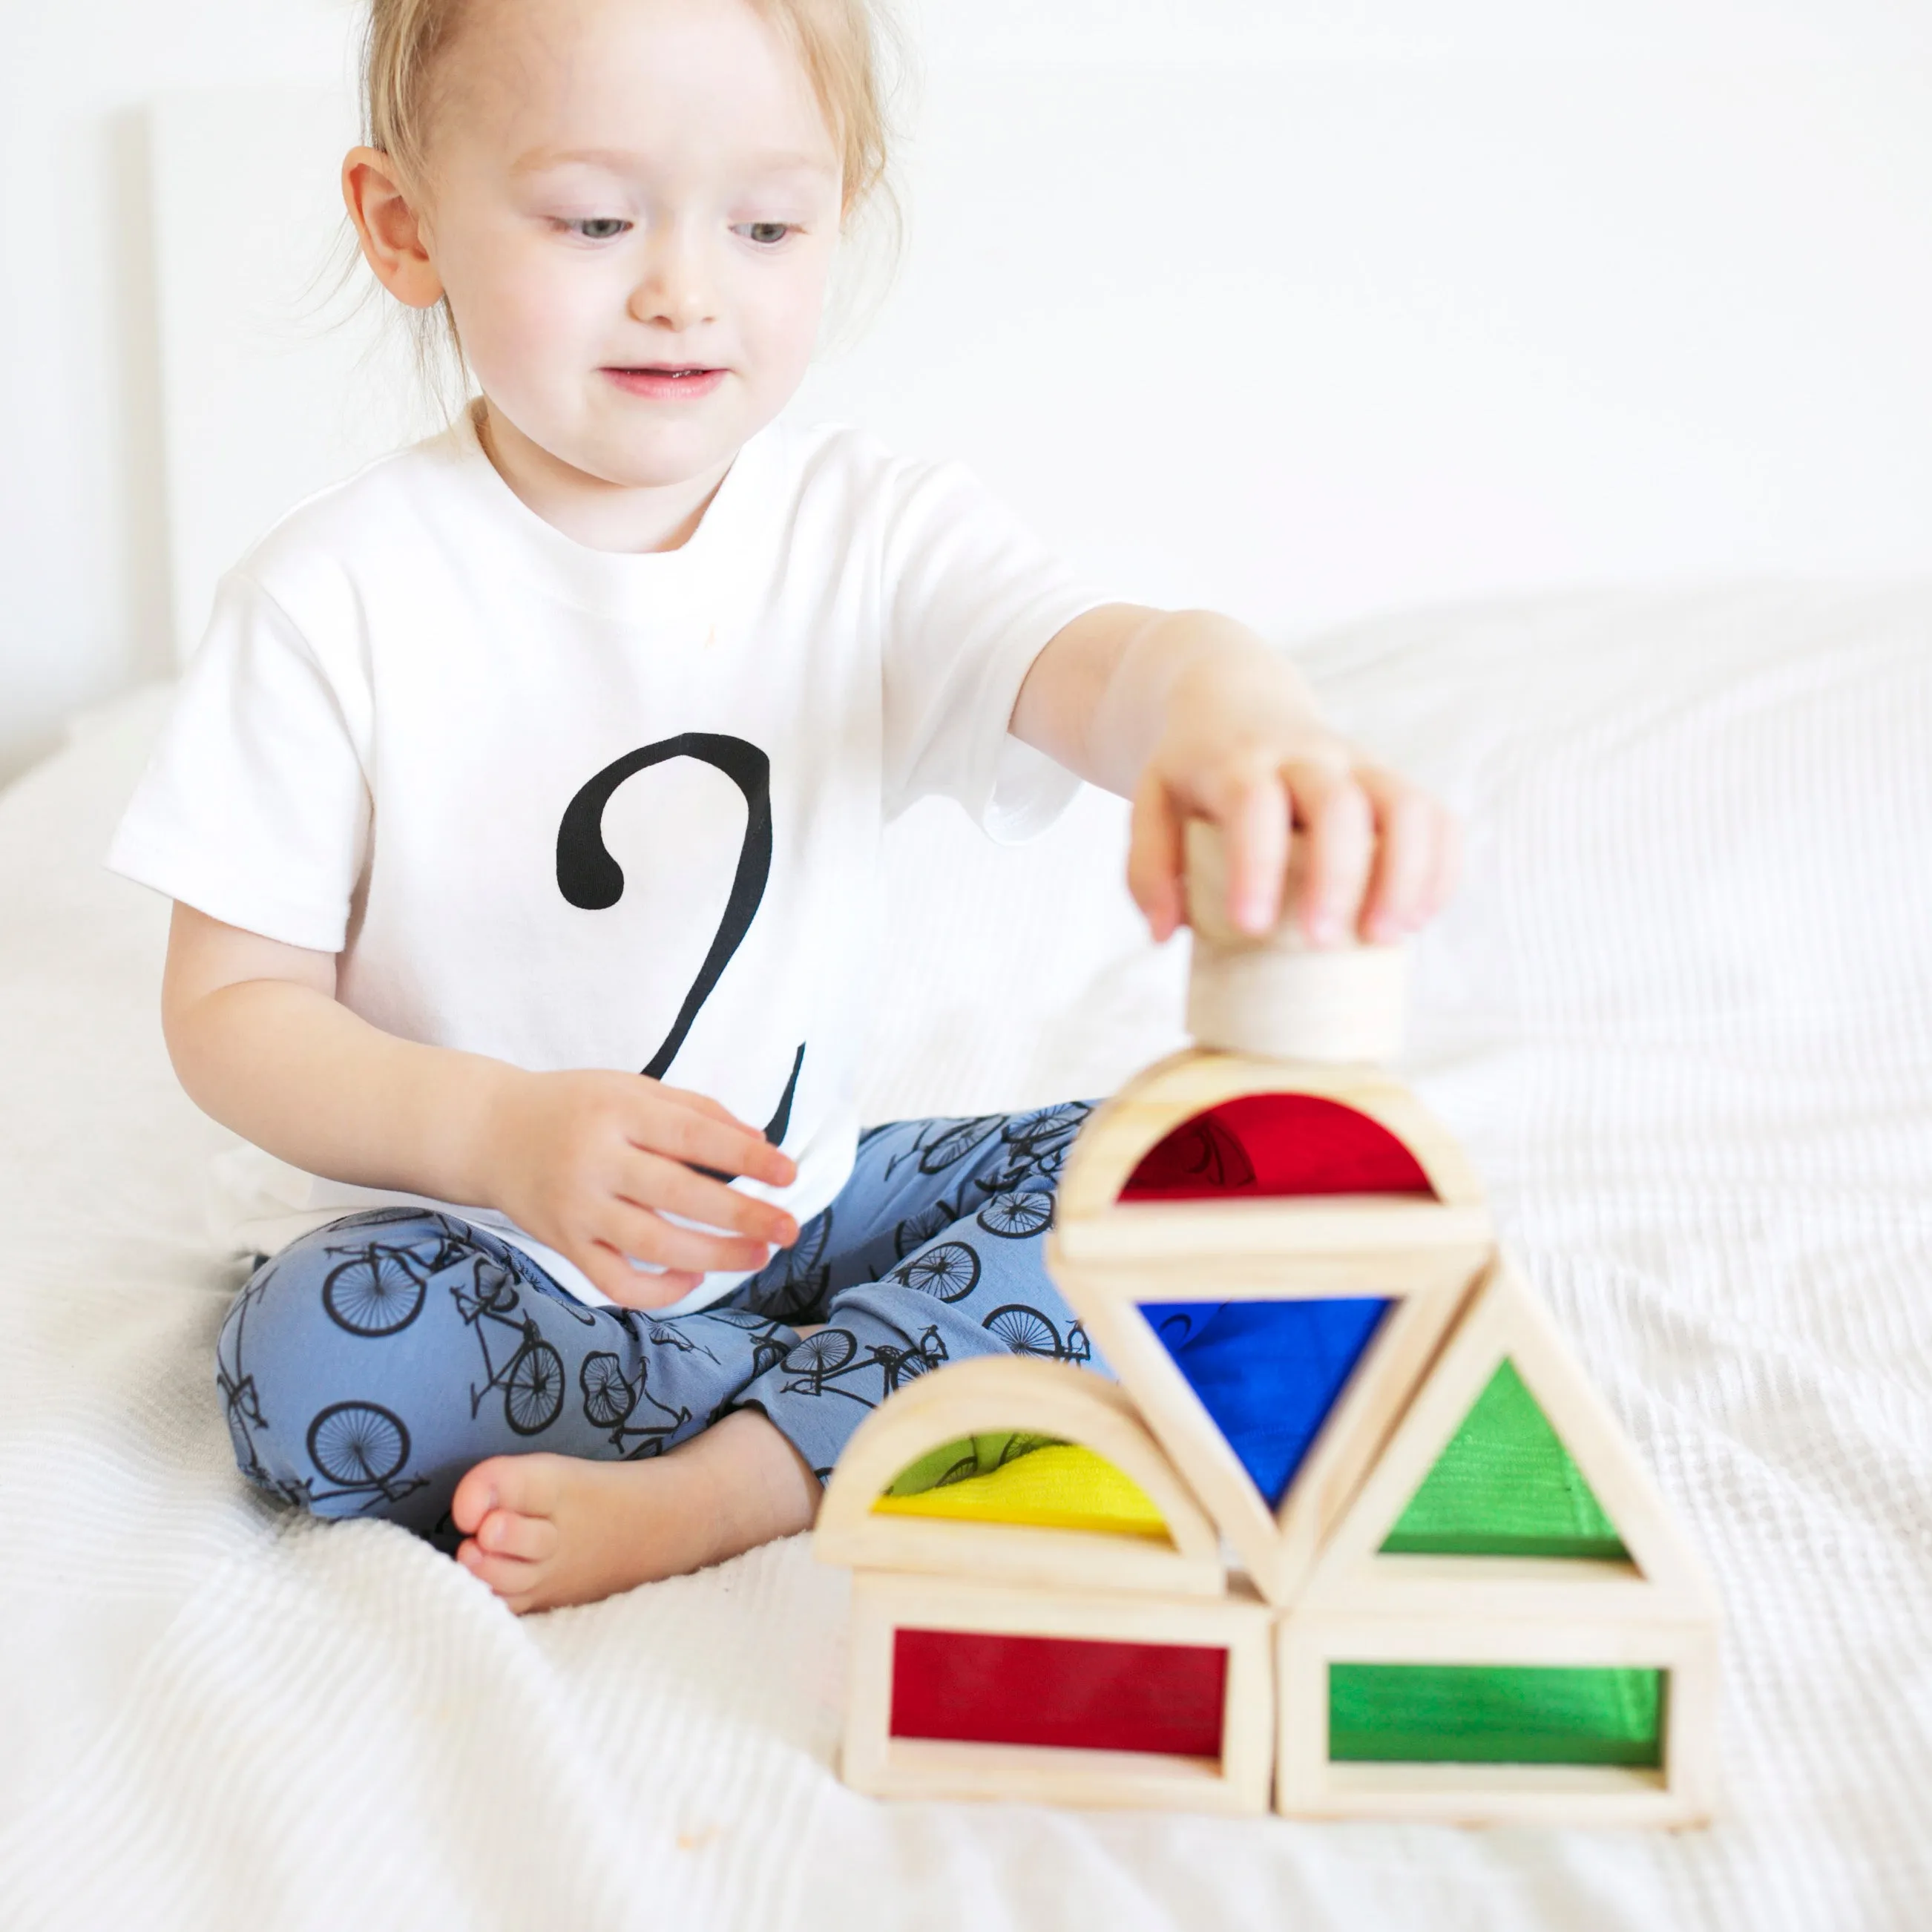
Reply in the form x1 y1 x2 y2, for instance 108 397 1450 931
1120 1094 1434 1202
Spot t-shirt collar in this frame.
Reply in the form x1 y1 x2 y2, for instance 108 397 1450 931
425 397 779 618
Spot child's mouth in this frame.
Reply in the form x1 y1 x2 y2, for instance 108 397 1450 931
604 366 727 401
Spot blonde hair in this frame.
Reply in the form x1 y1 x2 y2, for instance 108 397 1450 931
350 0 899 408
362 0 894 213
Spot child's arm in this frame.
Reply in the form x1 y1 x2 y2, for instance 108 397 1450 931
1012 604 1459 944
161 903 799 1307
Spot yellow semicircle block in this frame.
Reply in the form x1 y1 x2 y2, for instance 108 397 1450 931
870 1441 1172 1541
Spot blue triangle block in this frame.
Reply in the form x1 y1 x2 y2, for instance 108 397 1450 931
1137 1298 1390 1508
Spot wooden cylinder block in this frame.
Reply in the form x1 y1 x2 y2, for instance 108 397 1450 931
1183 819 1407 1065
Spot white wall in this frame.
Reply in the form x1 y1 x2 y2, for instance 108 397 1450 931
4 0 1931 783
795 54 1932 634
0 0 354 783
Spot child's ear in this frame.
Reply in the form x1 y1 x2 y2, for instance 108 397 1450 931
342 146 445 310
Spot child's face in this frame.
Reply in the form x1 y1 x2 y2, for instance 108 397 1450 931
418 0 843 490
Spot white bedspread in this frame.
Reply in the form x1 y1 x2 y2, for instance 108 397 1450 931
2 581 1929 1931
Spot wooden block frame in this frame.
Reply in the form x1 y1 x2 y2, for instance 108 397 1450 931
1048 1051 1493 1608
813 1356 1224 1597
1054 1050 1489 1225
1298 1255 1721 1622
843 1571 1275 1813
1275 1608 1721 1826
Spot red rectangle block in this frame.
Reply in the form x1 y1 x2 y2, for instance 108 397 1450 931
890 1628 1229 1758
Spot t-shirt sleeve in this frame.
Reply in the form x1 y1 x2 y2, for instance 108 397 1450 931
878 457 1111 841
105 573 371 953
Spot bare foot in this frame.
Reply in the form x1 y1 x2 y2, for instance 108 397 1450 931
450 1410 821 1613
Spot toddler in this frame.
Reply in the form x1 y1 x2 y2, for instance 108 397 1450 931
110 0 1456 1613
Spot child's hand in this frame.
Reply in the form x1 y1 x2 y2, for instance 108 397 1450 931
477 1069 801 1310
1126 648 1459 949
1013 605 1458 950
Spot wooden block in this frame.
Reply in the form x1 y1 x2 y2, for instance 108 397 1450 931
1045 1050 1494 1608
813 1355 1225 1597
893 1627 1226 1755
1183 818 1408 1065
1189 941 1410 1067
1054 1249 1479 1607
1056 1052 1487 1223
1298 1254 1722 1621
843 1571 1275 1814
1275 1607 1720 1826
1052 1199 1494 1271
869 1442 1169 1537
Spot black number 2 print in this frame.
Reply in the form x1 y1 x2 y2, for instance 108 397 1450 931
556 732 806 1148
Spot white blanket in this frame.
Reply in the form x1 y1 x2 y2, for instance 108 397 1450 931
2 580 1929 1930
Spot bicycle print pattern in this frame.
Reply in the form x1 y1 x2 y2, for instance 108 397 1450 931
214 1103 1103 1538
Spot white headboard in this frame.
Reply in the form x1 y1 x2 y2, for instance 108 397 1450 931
151 62 1932 664
150 89 424 663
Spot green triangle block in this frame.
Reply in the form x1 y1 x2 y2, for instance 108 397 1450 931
1380 1359 1629 1560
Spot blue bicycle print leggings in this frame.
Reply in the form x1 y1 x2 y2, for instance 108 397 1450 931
217 1104 1102 1548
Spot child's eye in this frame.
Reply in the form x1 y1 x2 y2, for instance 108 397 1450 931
565 217 631 241
737 222 795 247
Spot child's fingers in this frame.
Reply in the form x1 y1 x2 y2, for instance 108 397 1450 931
1208 763 1291 936
597 1197 772 1280
619 1149 799 1248
1284 757 1374 944
1126 775 1186 941
1356 769 1440 941
656 1082 755 1129
627 1092 796 1187
578 1243 704 1311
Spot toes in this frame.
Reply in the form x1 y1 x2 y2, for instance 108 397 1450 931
450 1463 500 1537
476 1508 560 1563
456 1537 542 1608
453 1453 566 1535
485 1453 570 1517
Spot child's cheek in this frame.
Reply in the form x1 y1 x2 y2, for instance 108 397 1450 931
752 260 835 388
466 249 594 401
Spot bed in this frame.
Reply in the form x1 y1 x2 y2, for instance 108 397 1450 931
3 574 1929 1928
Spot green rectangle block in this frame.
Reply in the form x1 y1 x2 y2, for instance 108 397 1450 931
1328 1663 1665 1767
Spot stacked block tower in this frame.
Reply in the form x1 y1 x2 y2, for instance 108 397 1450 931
815 827 1720 1825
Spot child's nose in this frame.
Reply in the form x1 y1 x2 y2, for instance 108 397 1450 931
628 237 717 333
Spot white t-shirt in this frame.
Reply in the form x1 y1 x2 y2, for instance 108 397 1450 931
108 405 1105 1312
